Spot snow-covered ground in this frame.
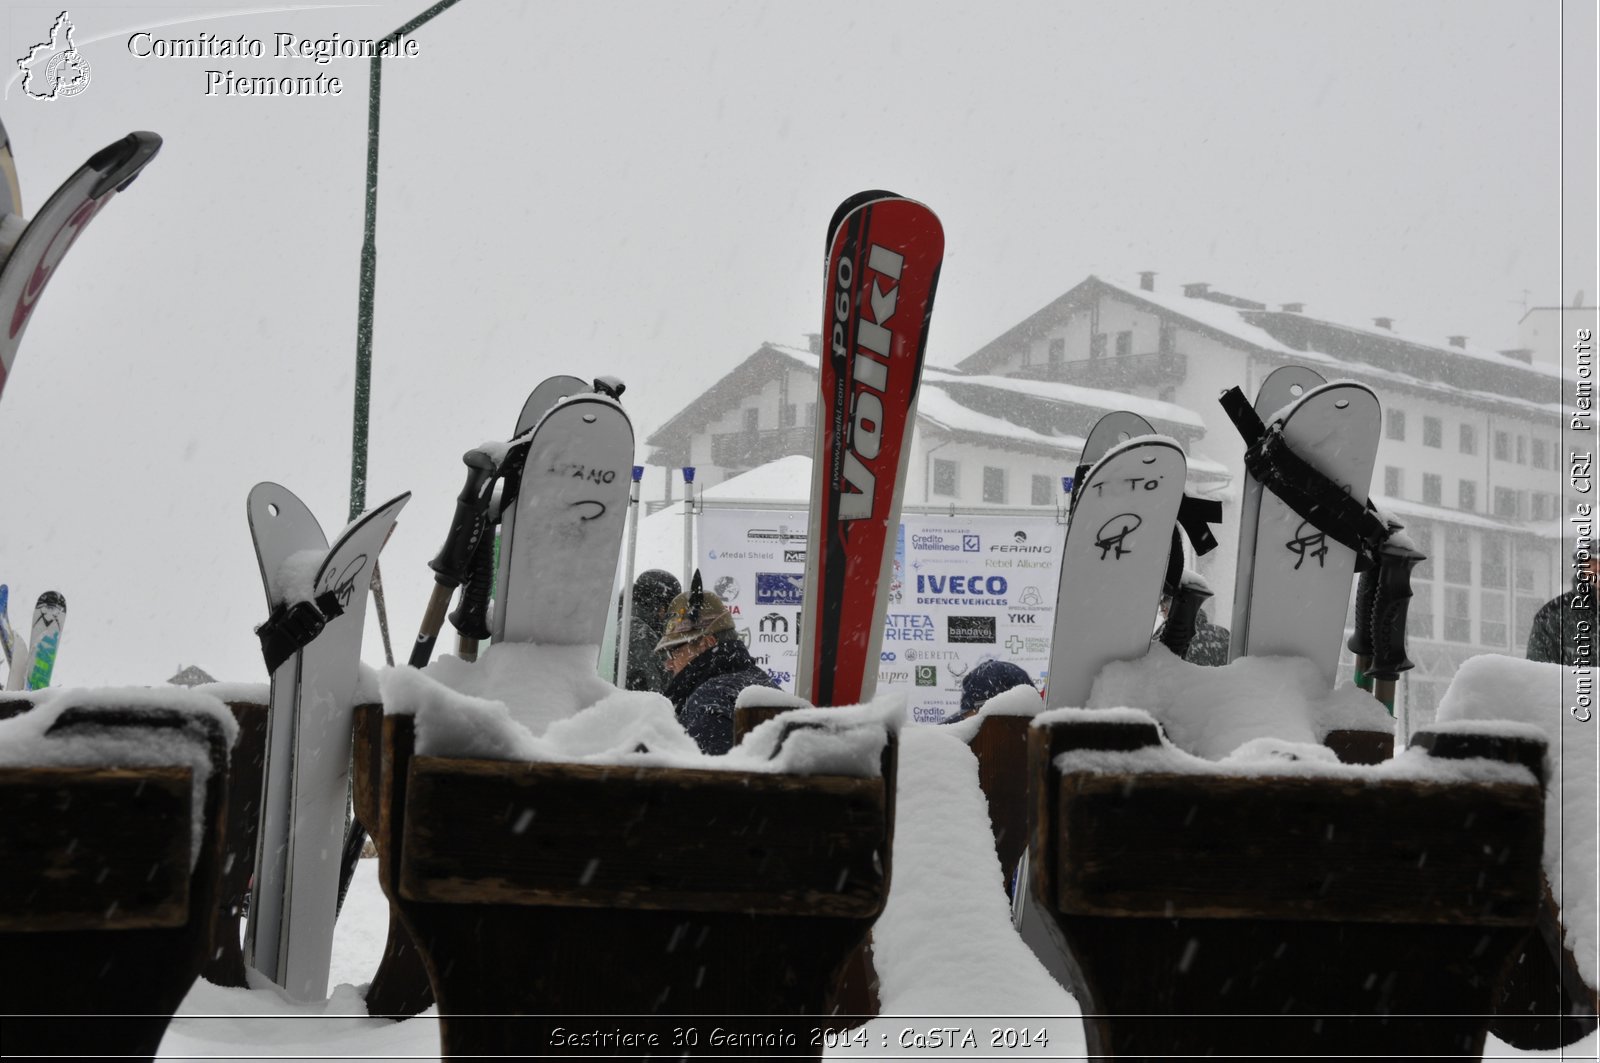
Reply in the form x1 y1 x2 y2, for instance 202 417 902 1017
154 702 1595 1061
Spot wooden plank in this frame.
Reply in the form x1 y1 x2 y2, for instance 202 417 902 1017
968 713 1030 890
398 756 889 916
0 766 191 931
1322 727 1394 764
1055 771 1543 923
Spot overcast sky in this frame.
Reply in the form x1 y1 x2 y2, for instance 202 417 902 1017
0 0 1593 687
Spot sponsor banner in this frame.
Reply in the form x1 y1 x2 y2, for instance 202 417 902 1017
698 505 1063 722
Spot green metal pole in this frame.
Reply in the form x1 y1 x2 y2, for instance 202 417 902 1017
349 0 470 521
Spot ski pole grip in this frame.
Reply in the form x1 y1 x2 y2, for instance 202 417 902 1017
449 533 496 641
1160 580 1213 660
1347 563 1377 658
1366 541 1424 682
428 448 499 587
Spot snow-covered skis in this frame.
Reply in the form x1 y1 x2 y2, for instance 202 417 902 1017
245 484 409 1001
0 584 15 673
493 393 634 645
797 191 944 707
1044 437 1187 709
1225 379 1380 686
0 126 161 409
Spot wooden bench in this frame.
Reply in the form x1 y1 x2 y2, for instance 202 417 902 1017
1026 712 1546 1060
0 702 231 1061
363 706 896 1057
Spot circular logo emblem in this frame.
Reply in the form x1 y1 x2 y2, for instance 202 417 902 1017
713 575 739 601
46 51 92 98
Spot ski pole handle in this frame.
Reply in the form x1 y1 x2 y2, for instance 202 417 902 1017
1347 562 1377 691
1160 579 1213 660
429 448 500 587
450 532 496 662
1367 540 1425 714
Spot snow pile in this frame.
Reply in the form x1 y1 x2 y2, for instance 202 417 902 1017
937 682 1044 743
274 549 325 606
1088 648 1393 760
841 726 1083 1055
1037 706 1541 789
0 686 237 866
380 642 896 777
1436 654 1598 989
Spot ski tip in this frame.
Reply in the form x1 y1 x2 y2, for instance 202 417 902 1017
88 131 162 198
827 189 901 241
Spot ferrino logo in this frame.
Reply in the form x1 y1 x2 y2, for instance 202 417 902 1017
990 529 1052 554
834 241 904 521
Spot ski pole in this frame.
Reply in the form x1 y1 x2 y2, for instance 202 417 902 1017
409 448 498 669
1366 538 1425 717
682 467 696 589
616 465 645 687
450 532 495 662
1347 563 1377 692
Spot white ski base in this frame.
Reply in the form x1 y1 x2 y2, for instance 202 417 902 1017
1236 381 1380 687
1045 436 1187 709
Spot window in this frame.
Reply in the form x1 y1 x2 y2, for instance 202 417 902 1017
982 466 1007 504
1408 584 1434 639
743 408 760 432
1090 333 1107 360
1031 474 1054 506
1516 595 1544 649
1494 431 1510 461
1387 409 1406 441
1411 522 1434 581
1422 473 1441 505
1531 437 1550 469
1493 487 1518 519
1480 590 1507 647
1158 322 1176 354
1516 435 1527 464
1048 337 1065 364
1531 492 1557 521
1423 416 1442 448
805 402 816 425
780 403 797 427
1444 526 1471 585
1443 587 1471 643
1458 480 1476 512
1115 331 1133 358
933 458 958 497
1459 423 1477 455
1481 533 1506 589
1384 466 1403 497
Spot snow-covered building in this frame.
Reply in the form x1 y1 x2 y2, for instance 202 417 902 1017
645 274 1571 722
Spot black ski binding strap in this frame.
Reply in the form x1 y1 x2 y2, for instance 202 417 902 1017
256 590 344 673
1177 494 1223 557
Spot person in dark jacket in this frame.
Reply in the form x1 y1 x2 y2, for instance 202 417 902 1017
1527 546 1600 665
1153 599 1231 667
616 569 680 694
945 659 1038 724
656 576 777 755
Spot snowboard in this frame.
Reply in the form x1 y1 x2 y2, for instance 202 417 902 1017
0 130 161 408
493 394 634 646
1228 365 1327 660
245 485 409 1001
797 192 944 708
1230 380 1380 687
1044 436 1187 709
489 374 590 629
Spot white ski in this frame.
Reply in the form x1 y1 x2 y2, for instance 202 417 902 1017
245 485 409 1001
493 394 634 646
1231 380 1380 686
1044 436 1187 709
1228 365 1326 660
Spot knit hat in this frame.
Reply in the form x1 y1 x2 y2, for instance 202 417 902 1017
653 571 735 652
956 659 1036 719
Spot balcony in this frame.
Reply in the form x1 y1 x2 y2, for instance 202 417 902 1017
710 425 814 469
1012 350 1187 391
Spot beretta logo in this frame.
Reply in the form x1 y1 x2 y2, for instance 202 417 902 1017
755 572 804 605
947 615 997 643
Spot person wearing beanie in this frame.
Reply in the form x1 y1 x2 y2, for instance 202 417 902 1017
617 569 680 694
946 658 1037 724
1527 543 1600 665
656 571 777 754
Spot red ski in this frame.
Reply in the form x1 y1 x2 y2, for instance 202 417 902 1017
797 193 944 707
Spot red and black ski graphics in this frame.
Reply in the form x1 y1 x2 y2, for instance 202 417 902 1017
0 130 161 409
798 193 944 707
